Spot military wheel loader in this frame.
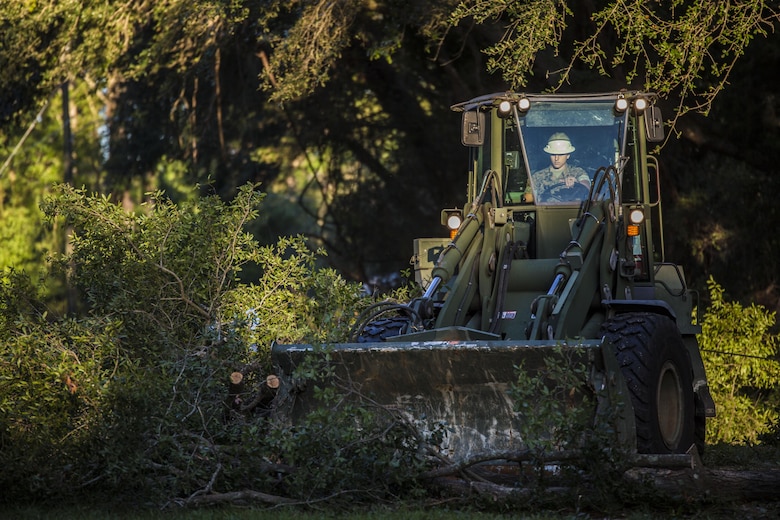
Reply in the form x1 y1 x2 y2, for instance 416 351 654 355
272 91 715 461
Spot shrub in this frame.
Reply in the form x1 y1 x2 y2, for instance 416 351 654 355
2 182 407 506
0 276 125 499
698 277 780 444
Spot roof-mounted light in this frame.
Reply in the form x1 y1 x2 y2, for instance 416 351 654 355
633 97 648 113
517 97 531 112
615 96 628 113
497 100 513 118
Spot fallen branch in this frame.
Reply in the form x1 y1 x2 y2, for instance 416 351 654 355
426 446 780 504
623 466 780 502
184 489 297 506
420 449 582 480
428 476 571 500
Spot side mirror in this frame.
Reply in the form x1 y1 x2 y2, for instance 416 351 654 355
461 110 484 146
645 105 664 142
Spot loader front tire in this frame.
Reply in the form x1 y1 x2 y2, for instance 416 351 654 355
601 313 695 454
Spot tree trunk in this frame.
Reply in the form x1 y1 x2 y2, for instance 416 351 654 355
428 450 780 503
624 466 780 502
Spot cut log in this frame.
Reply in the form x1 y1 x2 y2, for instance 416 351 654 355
241 374 280 415
186 489 296 506
226 371 245 410
624 466 780 502
424 446 780 503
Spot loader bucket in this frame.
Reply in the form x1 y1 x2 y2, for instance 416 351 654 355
271 337 635 461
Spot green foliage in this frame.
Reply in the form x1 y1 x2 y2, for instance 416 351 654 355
262 0 361 102
450 0 569 89
698 277 780 444
220 236 366 361
258 0 457 103
508 346 625 498
0 271 125 498
449 0 779 116
2 183 422 506
41 182 266 356
0 85 75 304
263 350 426 502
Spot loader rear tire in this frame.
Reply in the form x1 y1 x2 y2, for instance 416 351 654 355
356 317 409 343
600 313 695 454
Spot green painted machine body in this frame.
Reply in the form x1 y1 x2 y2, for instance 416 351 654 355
272 92 715 460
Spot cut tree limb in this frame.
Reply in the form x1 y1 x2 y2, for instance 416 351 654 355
624 466 780 502
185 489 297 506
426 448 780 503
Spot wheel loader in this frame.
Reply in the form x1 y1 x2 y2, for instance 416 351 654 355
271 91 715 461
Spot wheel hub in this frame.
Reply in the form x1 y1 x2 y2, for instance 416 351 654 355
657 360 684 450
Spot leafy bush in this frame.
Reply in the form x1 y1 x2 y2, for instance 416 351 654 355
1 183 415 506
219 235 367 364
509 345 627 504
0 272 125 499
698 277 780 444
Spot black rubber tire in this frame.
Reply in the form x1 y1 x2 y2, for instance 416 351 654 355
356 317 410 343
600 312 696 454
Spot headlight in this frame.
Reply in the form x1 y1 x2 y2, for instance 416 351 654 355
518 97 530 111
629 208 645 225
447 213 463 230
627 207 644 237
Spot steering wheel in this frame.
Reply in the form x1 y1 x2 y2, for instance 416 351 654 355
541 181 590 202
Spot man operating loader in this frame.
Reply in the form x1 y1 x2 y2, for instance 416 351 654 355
526 132 591 202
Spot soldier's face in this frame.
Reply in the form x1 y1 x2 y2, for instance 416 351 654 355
550 154 569 169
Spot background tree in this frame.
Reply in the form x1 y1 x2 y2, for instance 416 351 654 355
1 0 780 305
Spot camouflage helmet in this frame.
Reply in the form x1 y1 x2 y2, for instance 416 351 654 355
543 132 575 154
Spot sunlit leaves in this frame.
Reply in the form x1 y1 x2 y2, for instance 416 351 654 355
263 0 361 102
699 276 780 444
449 0 780 117
451 0 569 88
2 182 380 502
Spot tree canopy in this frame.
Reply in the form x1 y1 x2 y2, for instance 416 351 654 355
1 0 780 304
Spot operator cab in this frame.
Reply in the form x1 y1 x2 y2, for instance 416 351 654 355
465 95 630 206
457 93 638 259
